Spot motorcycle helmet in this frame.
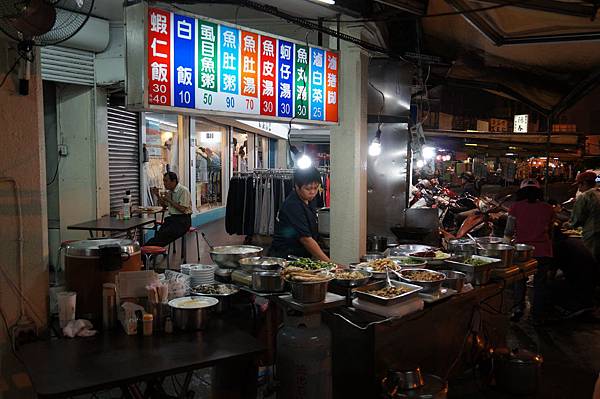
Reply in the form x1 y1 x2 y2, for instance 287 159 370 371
520 178 540 189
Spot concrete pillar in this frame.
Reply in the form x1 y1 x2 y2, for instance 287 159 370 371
329 28 369 264
0 42 48 336
57 85 98 240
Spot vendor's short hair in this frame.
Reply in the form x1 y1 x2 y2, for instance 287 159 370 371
294 167 321 188
164 172 179 183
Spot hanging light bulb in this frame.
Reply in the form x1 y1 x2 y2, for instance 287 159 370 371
290 144 312 169
297 153 312 169
416 159 425 168
423 146 436 160
369 128 382 157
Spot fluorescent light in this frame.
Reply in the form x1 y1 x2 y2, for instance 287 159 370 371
465 143 478 147
368 141 382 157
423 146 436 160
505 153 516 156
310 0 335 4
297 154 312 169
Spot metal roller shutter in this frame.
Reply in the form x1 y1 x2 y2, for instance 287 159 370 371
107 101 141 214
41 46 95 86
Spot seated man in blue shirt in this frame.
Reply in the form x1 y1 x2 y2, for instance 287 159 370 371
269 167 330 261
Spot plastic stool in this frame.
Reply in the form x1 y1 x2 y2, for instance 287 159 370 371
141 246 169 270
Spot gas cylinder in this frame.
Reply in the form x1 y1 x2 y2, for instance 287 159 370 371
276 311 332 399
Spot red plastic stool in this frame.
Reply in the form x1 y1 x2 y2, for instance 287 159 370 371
141 245 169 270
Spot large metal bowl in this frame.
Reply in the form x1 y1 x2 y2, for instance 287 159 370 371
448 238 476 258
209 245 263 269
239 256 286 272
476 244 514 268
287 274 334 303
438 270 466 293
331 269 372 288
398 268 445 293
252 271 285 292
513 244 535 263
388 244 436 257
474 236 504 245
168 296 218 330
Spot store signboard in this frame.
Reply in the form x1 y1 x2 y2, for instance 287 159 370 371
513 114 528 133
128 4 339 124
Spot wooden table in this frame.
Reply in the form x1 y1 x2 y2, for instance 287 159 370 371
19 327 264 399
67 216 156 242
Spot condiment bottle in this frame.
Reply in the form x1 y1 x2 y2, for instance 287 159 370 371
143 313 153 336
164 316 173 333
123 198 131 220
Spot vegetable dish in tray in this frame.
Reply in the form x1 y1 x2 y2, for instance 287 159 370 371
367 286 412 298
364 258 400 271
400 269 445 282
288 258 336 270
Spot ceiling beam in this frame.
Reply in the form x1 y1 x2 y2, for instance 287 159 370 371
445 0 504 45
477 0 597 19
502 30 600 45
552 68 600 116
372 0 428 15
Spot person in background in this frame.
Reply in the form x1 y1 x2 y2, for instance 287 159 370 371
460 172 479 197
269 167 330 261
147 172 192 247
504 178 555 323
569 171 600 261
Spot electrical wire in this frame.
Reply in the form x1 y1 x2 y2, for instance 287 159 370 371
46 156 61 186
0 53 22 89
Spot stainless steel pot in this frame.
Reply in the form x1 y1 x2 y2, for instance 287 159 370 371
360 253 384 262
493 348 543 396
317 207 330 236
399 268 445 294
168 296 218 330
367 235 388 253
513 244 535 263
476 244 514 268
448 239 476 258
289 279 332 303
439 270 466 292
474 236 504 245
252 271 285 292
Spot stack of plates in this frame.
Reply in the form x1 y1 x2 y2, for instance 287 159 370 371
180 264 193 275
188 264 216 286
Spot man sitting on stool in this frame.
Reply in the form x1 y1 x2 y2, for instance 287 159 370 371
146 172 192 247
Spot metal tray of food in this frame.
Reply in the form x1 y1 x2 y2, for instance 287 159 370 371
444 255 501 270
354 280 423 306
191 283 239 297
444 255 499 286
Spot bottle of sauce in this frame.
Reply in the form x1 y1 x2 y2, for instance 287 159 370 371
123 197 131 220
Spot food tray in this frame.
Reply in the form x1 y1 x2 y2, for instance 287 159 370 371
190 283 239 297
444 255 501 269
444 255 498 285
354 280 423 306
331 269 372 288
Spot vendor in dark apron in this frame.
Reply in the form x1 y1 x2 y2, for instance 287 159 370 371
269 167 330 261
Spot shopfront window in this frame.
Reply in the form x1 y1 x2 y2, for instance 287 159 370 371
191 119 227 212
255 135 269 169
143 112 181 206
231 130 249 174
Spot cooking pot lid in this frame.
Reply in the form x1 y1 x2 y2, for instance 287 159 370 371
65 239 140 257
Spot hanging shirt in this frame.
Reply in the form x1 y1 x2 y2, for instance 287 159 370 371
270 191 319 258
168 183 192 215
508 199 554 258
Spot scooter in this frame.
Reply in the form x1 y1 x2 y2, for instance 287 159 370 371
441 194 511 241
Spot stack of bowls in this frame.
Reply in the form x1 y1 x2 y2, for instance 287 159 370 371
188 264 216 286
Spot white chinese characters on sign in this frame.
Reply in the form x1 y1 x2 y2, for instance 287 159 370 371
263 40 274 57
223 53 236 70
151 38 167 58
327 55 337 70
177 66 192 85
312 88 323 103
202 73 215 89
151 62 168 82
327 73 337 88
223 30 237 48
327 90 336 105
243 35 256 53
243 56 256 74
313 52 323 68
263 61 274 77
201 25 215 42
280 44 292 60
280 83 291 99
223 74 237 91
262 80 274 96
150 13 167 34
297 48 308 64
243 77 256 95
176 20 192 40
